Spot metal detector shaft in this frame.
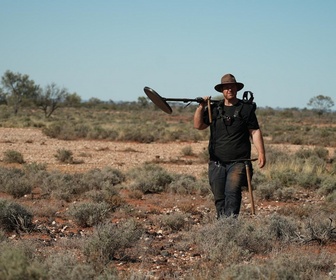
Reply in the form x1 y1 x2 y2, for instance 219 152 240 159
143 86 219 116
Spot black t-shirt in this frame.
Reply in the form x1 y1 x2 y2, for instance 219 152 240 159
203 100 259 162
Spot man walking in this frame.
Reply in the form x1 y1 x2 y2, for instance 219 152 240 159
194 73 266 218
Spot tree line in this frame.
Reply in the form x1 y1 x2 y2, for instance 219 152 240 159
0 70 152 118
0 70 84 117
0 70 334 118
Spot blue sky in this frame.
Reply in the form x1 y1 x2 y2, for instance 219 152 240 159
1 0 335 109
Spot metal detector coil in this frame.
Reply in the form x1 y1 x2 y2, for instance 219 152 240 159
143 87 173 114
143 86 213 114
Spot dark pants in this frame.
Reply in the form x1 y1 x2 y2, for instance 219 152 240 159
208 161 249 218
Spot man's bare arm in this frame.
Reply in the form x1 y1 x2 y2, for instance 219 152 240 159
250 129 266 168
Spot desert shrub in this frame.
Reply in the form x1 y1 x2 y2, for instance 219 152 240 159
54 148 74 163
305 155 328 172
100 185 124 210
181 145 194 156
168 174 198 194
0 199 33 232
24 162 47 172
67 201 110 227
256 180 280 200
268 214 297 242
87 126 118 140
296 171 321 190
318 175 336 196
198 147 210 163
0 242 47 280
23 162 48 188
45 252 96 280
295 146 329 160
6 177 33 198
73 123 90 138
195 217 272 265
42 122 79 140
83 220 143 266
159 212 190 232
251 170 268 186
265 147 289 165
0 229 6 242
0 167 33 198
326 192 336 202
40 172 83 201
169 174 211 196
0 167 24 191
80 167 125 190
3 149 25 164
278 204 315 219
275 186 297 201
299 216 336 244
129 163 174 193
271 168 297 187
219 251 335 280
119 125 155 143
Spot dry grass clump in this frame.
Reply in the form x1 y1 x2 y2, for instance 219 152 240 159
256 145 336 203
128 163 174 193
218 251 335 280
67 201 111 227
3 149 25 164
0 167 33 198
83 220 143 268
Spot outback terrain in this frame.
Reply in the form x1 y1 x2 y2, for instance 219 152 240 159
0 124 335 279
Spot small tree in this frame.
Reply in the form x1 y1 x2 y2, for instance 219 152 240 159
307 95 334 115
1 70 40 114
35 83 68 118
64 92 82 107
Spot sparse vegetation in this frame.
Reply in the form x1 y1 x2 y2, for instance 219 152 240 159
0 102 335 279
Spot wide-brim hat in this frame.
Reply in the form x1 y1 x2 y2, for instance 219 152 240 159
214 73 244 92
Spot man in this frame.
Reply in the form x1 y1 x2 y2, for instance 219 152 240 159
194 73 266 218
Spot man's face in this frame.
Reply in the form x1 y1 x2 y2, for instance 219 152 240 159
222 84 237 100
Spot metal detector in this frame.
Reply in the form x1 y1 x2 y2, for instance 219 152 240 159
143 86 219 122
143 87 255 123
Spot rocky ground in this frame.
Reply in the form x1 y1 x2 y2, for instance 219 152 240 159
0 128 335 278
